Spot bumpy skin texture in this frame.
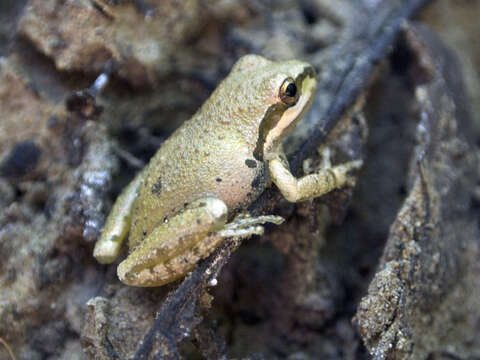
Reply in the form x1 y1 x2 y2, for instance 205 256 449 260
94 54 360 286
128 56 314 247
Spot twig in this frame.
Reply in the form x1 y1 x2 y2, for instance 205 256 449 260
133 237 243 360
65 60 114 120
290 0 434 172
112 143 146 169
132 0 433 358
0 337 16 360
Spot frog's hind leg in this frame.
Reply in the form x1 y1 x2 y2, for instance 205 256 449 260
117 197 228 287
94 173 144 264
117 198 284 287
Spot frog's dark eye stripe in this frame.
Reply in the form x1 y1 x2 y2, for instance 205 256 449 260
279 78 298 105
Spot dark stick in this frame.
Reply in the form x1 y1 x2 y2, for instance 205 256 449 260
133 238 242 360
133 0 433 358
290 0 433 172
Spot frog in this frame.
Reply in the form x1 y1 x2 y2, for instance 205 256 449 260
93 54 362 287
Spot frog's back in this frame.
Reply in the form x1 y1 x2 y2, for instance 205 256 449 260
128 114 266 249
126 55 299 248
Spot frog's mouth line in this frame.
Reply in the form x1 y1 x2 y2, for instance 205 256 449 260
261 69 317 161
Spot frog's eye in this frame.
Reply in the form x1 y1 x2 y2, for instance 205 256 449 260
279 78 298 105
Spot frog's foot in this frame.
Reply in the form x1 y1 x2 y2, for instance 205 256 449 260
303 146 332 174
318 146 362 187
333 159 363 188
116 201 285 287
269 147 363 203
317 145 332 169
217 214 284 238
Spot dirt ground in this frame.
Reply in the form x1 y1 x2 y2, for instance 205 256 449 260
0 1 479 359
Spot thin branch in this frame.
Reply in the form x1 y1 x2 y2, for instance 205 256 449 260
0 337 16 360
132 0 434 358
133 237 243 360
290 0 434 172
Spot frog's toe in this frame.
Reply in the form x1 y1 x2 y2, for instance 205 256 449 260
343 160 363 187
117 261 135 284
220 214 284 237
217 225 266 238
348 159 363 170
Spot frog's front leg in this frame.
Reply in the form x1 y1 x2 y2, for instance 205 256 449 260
117 198 282 287
268 148 362 203
94 173 144 264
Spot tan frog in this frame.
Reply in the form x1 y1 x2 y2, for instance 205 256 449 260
93 54 361 287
